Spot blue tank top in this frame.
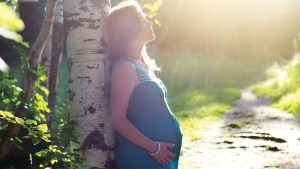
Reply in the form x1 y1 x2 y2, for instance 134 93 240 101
110 58 183 169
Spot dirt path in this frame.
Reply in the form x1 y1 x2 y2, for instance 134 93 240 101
180 89 300 169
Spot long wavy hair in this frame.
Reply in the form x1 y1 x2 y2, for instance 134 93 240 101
106 1 160 73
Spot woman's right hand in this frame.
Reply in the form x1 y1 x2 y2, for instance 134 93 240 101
152 142 176 166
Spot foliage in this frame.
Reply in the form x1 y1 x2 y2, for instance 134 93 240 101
0 55 81 168
142 0 162 26
0 5 81 167
0 0 18 10
252 54 300 117
119 0 162 26
0 2 24 42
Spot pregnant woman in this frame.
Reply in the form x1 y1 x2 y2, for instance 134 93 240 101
107 1 183 169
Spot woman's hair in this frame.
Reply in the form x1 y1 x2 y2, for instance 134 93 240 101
106 1 160 73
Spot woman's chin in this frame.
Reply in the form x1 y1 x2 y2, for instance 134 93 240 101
147 34 156 42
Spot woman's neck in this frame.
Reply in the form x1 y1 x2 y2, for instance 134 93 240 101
126 43 144 61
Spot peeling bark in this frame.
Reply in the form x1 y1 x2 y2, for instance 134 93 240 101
64 0 114 168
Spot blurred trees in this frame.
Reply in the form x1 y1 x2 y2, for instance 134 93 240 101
154 0 300 58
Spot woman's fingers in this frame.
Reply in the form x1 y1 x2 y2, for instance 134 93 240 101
165 143 175 148
167 151 176 158
164 157 172 163
152 142 177 166
160 142 176 157
155 157 167 166
160 160 170 166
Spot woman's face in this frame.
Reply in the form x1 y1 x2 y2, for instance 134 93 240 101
134 12 155 44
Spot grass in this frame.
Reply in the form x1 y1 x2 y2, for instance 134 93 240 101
252 54 300 117
167 87 240 168
153 48 279 90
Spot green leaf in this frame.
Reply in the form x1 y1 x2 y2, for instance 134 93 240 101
49 145 58 150
2 98 10 104
0 3 24 42
0 110 6 117
25 119 37 125
37 124 48 132
38 74 47 82
15 117 24 125
41 135 51 142
35 93 43 100
62 158 71 162
35 150 45 157
6 118 16 123
39 86 49 96
0 3 25 31
15 137 23 143
50 158 58 165
4 111 15 118
32 137 41 145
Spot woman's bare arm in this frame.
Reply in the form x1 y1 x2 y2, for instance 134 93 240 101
110 62 157 153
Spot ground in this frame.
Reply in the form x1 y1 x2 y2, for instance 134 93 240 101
180 89 300 169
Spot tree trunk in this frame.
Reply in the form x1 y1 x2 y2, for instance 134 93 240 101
64 0 115 168
39 28 52 99
25 0 58 99
48 0 64 138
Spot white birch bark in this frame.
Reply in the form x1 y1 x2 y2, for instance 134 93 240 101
64 0 115 168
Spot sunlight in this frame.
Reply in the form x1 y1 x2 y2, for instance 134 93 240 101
156 0 299 56
277 71 288 87
0 57 9 72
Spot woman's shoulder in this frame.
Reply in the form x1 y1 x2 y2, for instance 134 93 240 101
110 58 138 82
111 58 136 70
112 59 136 73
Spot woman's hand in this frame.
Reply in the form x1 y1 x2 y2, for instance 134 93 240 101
152 142 176 166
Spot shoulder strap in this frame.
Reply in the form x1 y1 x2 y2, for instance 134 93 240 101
111 58 145 80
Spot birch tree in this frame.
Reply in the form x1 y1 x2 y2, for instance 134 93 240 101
48 0 63 137
64 0 115 168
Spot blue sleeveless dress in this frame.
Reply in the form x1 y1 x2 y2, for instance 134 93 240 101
110 58 183 169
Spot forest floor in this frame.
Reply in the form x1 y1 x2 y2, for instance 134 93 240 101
179 88 300 169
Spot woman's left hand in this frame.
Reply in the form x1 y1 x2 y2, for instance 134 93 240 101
152 142 176 166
